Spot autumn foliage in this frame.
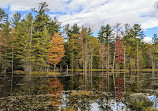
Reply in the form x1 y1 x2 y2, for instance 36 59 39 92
47 33 65 65
115 36 124 63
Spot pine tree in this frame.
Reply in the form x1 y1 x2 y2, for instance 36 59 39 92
47 17 61 36
11 13 21 29
14 13 35 72
64 24 80 41
98 26 106 43
0 8 7 28
98 24 113 69
0 18 12 75
68 34 81 69
31 2 60 71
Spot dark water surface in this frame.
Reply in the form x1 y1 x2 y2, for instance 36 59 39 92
0 71 158 111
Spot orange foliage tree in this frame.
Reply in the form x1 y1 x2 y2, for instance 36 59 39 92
47 33 65 69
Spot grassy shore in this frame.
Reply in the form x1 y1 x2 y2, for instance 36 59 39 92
11 69 158 76
13 70 60 75
69 69 158 72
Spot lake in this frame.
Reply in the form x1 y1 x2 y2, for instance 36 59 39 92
0 71 158 111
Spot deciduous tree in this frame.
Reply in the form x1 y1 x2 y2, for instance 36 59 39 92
47 33 65 70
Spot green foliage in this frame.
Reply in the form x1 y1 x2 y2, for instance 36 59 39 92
0 2 157 73
98 24 113 43
0 18 12 72
0 8 7 28
11 12 21 28
64 24 80 40
14 13 35 71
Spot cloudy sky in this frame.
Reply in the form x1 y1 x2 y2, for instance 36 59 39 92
1 0 158 43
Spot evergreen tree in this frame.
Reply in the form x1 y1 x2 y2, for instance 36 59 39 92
98 24 113 69
14 13 35 71
47 17 61 36
153 34 158 44
98 26 106 43
68 34 81 69
0 8 7 28
0 18 12 74
85 27 93 36
11 13 21 29
31 2 61 71
64 24 80 41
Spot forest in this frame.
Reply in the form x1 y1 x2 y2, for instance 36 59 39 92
0 2 158 75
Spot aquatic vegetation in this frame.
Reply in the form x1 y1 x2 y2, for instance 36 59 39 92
71 91 92 96
128 93 153 110
61 107 76 111
142 107 158 111
0 72 157 111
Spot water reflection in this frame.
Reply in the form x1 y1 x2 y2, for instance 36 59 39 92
115 77 124 102
0 71 157 111
47 77 63 110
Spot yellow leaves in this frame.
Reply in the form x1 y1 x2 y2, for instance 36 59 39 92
71 34 79 38
71 90 92 96
68 34 81 51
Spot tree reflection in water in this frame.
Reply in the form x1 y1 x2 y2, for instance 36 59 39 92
0 71 157 111
115 77 124 102
47 77 63 110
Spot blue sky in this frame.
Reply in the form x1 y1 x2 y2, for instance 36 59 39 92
144 27 158 37
1 0 158 43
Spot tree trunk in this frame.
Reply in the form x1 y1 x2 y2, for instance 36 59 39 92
85 36 88 84
91 54 93 87
11 46 14 93
124 48 126 69
47 66 49 77
107 42 110 69
54 64 56 74
129 56 132 75
112 52 116 91
29 21 33 80
137 41 139 70
112 37 116 90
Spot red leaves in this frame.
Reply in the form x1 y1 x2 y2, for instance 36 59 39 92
115 36 124 64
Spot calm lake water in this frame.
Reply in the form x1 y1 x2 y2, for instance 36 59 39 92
0 71 158 111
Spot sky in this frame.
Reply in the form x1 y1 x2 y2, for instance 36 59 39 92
1 0 158 43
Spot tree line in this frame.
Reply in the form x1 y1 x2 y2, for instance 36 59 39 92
0 2 158 75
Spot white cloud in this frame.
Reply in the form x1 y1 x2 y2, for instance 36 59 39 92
141 18 158 29
142 37 153 43
58 0 158 31
1 0 158 31
0 0 69 11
